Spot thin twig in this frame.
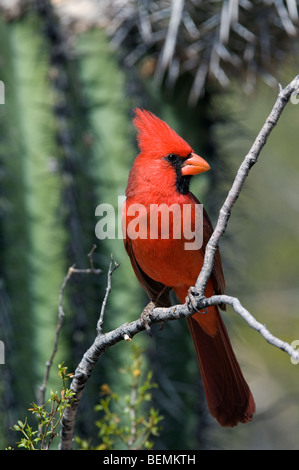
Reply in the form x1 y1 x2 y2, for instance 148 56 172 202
97 254 120 335
127 380 137 449
203 294 299 359
39 247 102 405
38 266 73 406
195 74 299 295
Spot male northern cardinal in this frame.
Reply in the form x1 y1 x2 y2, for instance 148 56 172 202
122 108 255 427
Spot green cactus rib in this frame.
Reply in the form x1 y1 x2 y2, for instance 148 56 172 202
0 12 67 415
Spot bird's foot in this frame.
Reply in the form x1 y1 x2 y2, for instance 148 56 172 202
140 301 156 335
186 287 208 314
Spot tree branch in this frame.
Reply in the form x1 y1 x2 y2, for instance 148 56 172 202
195 74 299 295
97 254 120 335
202 295 299 359
60 75 299 450
38 245 102 406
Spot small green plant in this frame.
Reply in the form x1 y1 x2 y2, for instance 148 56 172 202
9 346 163 450
10 363 75 450
76 345 163 450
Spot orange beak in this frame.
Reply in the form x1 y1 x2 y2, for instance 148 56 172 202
181 152 210 176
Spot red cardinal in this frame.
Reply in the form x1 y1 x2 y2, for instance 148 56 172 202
122 108 255 427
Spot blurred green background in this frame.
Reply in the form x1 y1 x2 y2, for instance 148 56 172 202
0 0 298 450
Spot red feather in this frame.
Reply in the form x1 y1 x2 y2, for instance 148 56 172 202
133 108 193 159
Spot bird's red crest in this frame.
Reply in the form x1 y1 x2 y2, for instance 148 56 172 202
133 108 193 159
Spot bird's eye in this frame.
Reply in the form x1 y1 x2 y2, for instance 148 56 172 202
165 154 177 163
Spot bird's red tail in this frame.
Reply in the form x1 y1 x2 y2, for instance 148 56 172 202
187 307 255 427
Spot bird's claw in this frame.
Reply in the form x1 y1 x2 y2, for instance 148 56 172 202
140 301 156 335
187 288 208 314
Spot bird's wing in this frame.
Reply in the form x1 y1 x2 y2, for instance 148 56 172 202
124 236 172 308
